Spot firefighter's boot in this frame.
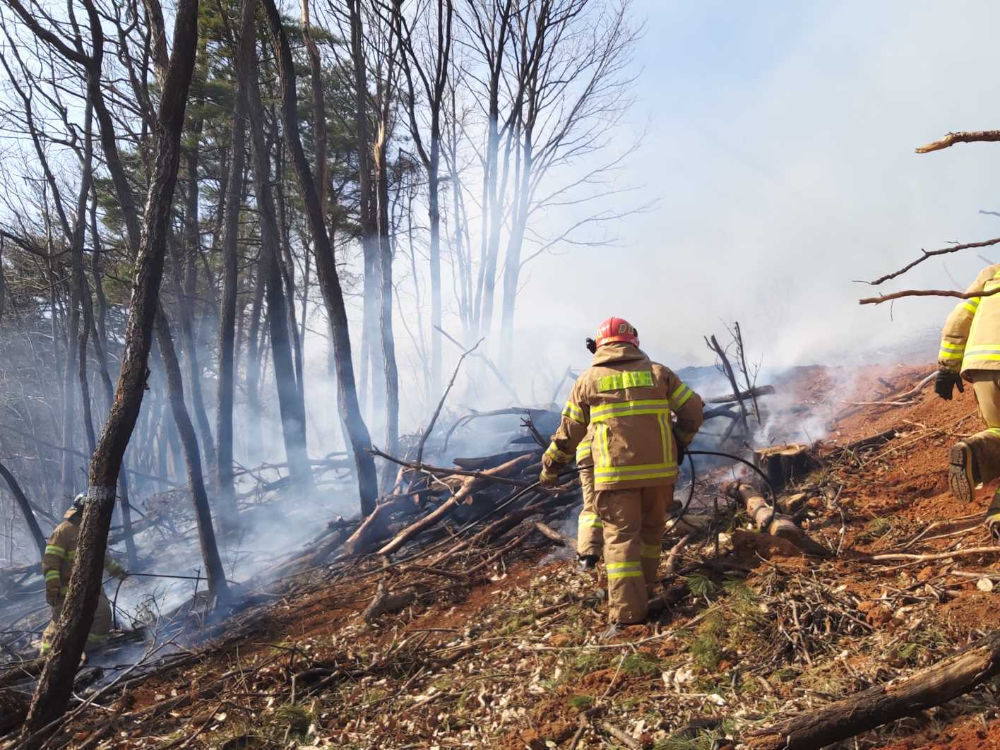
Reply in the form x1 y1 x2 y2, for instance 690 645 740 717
987 491 1000 542
949 441 980 503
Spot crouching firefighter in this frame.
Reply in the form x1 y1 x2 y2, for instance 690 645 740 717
40 495 127 656
540 318 704 633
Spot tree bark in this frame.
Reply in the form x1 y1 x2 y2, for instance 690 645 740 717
245 264 265 465
748 627 1000 750
22 0 201 734
348 0 384 431
0 460 45 558
215 69 247 532
155 312 230 607
261 0 378 514
374 61 400 488
239 0 313 491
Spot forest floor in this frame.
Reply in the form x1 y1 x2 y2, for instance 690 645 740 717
16 362 1000 749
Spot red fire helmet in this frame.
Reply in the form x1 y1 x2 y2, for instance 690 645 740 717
595 317 639 348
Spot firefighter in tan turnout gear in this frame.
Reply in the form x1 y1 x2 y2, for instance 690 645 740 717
541 318 705 629
40 495 126 656
937 262 1000 536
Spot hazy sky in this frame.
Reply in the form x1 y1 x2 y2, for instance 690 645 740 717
516 0 1000 374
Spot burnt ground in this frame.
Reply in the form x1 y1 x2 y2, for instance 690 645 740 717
11 362 1000 749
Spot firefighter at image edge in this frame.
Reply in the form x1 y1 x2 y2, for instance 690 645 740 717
937 261 1000 538
40 494 127 656
539 317 705 636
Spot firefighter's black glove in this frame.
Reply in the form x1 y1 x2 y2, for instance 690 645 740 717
675 440 687 464
585 338 597 354
934 370 965 401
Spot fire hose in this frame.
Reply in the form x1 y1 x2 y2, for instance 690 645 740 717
108 453 772 627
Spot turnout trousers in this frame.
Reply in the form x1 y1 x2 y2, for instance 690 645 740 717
41 589 112 656
968 371 1000 515
594 484 673 624
577 467 604 558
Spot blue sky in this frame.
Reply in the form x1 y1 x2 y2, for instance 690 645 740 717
517 0 1000 373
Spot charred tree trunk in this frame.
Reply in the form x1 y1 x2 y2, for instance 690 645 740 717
155 312 230 606
348 0 383 431
215 77 247 531
0 460 45 558
245 265 265 465
375 115 399 487
239 0 313 491
88 188 137 567
172 178 217 476
272 135 306 406
21 0 201 733
60 297 80 500
262 0 378 515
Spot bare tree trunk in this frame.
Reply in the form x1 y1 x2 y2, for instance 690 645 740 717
155 313 229 605
238 0 313 491
89 190 138 568
60 298 79 499
262 0 378 515
215 72 247 531
348 0 384 433
21 0 200 732
499 122 532 374
245 265 265 465
173 162 217 475
375 129 399 485
0 460 45 558
272 134 305 406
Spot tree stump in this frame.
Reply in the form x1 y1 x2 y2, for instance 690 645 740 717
753 444 815 493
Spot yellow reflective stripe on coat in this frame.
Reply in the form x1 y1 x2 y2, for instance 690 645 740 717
44 544 67 559
594 464 679 483
44 570 61 581
579 512 603 529
598 370 654 392
963 298 981 314
606 561 643 580
576 439 593 462
640 543 661 558
960 345 1000 363
988 428 1000 439
562 401 586 424
669 383 694 409
591 399 671 422
940 340 965 360
545 443 573 463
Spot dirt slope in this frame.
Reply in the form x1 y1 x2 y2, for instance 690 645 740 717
33 362 1000 749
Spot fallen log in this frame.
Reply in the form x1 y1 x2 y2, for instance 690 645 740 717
369 447 533 488
452 449 537 471
336 493 421 559
363 581 418 624
746 627 1000 750
377 453 535 556
706 385 775 405
724 482 830 557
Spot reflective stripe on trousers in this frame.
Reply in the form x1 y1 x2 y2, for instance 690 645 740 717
595 484 672 624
